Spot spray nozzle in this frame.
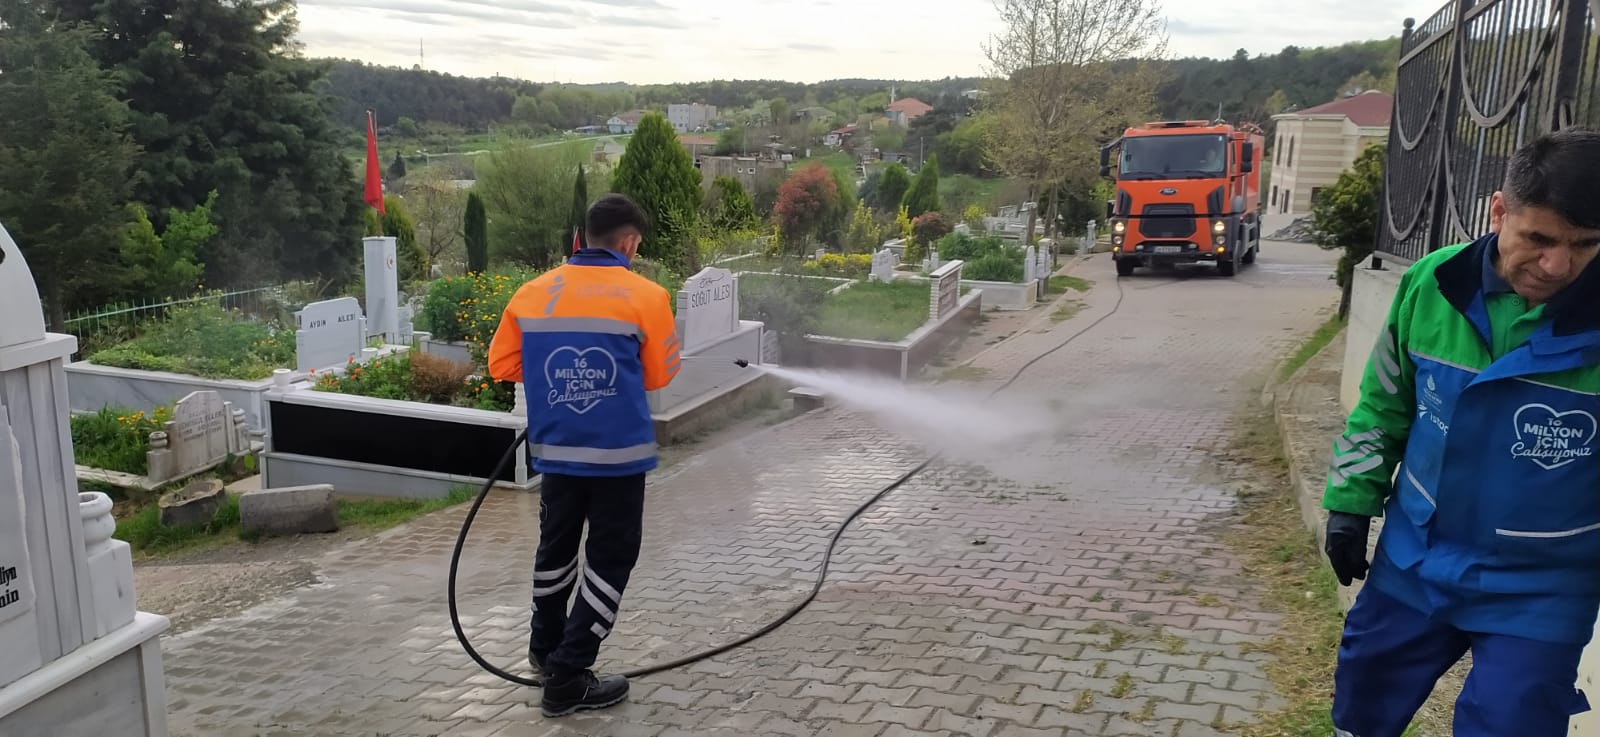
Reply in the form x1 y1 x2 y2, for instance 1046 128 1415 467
734 359 750 368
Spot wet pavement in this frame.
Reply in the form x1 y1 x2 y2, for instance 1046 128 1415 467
159 245 1341 737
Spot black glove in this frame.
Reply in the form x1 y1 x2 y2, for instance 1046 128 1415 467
1325 512 1372 586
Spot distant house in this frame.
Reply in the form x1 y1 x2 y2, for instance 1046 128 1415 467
886 98 933 128
592 139 626 166
1269 90 1393 217
698 155 788 194
762 141 796 161
679 133 718 158
824 124 859 148
797 106 836 124
668 103 718 132
606 110 646 134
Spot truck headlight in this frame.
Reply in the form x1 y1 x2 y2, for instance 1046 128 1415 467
1212 220 1226 234
1113 220 1126 234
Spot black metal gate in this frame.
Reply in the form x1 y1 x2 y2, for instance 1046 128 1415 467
1377 0 1598 264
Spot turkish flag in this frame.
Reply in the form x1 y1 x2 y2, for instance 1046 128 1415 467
364 110 385 213
572 226 583 253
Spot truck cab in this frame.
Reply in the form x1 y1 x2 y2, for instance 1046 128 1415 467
1100 120 1264 277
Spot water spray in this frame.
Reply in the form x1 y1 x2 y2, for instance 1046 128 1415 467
448 274 1128 689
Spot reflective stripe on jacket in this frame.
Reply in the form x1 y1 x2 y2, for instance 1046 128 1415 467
487 249 680 477
1324 233 1600 643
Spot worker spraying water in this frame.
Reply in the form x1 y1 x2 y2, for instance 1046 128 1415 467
448 221 1128 716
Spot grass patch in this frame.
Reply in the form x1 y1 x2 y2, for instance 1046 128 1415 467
1279 314 1346 381
815 280 931 342
116 493 243 557
1225 405 1347 737
336 485 476 532
939 364 990 382
1049 275 1092 294
115 485 476 558
88 301 295 381
1050 300 1085 323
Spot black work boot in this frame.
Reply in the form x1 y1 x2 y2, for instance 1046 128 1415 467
540 669 628 717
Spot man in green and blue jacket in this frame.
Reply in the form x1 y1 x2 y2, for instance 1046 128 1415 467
1324 129 1600 736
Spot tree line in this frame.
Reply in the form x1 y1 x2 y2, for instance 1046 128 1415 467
1 0 367 330
322 41 1397 139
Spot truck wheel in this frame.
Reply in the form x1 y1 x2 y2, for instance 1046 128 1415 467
1115 258 1136 277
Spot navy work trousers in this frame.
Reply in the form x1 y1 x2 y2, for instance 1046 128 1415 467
1332 583 1589 736
528 472 645 678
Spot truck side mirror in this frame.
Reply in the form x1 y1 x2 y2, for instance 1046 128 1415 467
1099 146 1112 179
1105 199 1115 221
1240 142 1255 173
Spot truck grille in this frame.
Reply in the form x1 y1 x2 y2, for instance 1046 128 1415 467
1139 204 1196 238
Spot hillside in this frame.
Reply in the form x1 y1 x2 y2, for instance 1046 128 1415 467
319 38 1399 135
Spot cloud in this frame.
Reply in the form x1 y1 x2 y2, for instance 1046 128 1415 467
593 13 688 29
301 0 678 31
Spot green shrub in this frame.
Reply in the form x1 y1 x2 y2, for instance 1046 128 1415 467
802 253 873 278
936 231 1009 262
311 351 513 411
632 257 684 311
417 267 540 364
738 273 830 355
965 252 1026 282
937 232 1025 282
71 405 173 475
88 302 295 380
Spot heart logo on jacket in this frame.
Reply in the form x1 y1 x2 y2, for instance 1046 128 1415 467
1510 403 1597 470
543 346 619 415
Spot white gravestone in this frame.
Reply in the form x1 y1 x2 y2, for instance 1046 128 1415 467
364 235 400 341
929 260 963 321
677 267 739 352
871 248 897 282
0 219 171 737
295 296 366 372
165 391 232 479
1024 245 1038 284
0 408 42 690
954 223 972 236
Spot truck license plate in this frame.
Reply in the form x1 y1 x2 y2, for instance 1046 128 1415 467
1154 245 1181 254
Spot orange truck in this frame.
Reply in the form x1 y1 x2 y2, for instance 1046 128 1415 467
1099 120 1264 277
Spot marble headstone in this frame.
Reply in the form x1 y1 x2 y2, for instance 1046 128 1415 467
166 391 231 479
296 297 365 372
677 267 739 352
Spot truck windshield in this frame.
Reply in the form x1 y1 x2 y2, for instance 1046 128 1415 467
1118 134 1228 180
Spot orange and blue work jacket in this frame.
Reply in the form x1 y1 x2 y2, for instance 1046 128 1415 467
488 249 680 477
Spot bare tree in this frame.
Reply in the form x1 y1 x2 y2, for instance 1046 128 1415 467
405 166 469 271
981 0 1169 239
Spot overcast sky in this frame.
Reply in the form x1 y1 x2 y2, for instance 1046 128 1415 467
294 0 1447 85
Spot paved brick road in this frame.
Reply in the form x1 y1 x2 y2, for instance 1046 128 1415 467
159 245 1339 737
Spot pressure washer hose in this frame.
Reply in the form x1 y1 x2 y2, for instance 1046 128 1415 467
448 272 1127 688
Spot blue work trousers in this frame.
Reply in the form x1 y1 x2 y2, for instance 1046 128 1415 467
1332 584 1590 737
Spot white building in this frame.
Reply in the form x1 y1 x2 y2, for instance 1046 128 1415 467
668 103 718 132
